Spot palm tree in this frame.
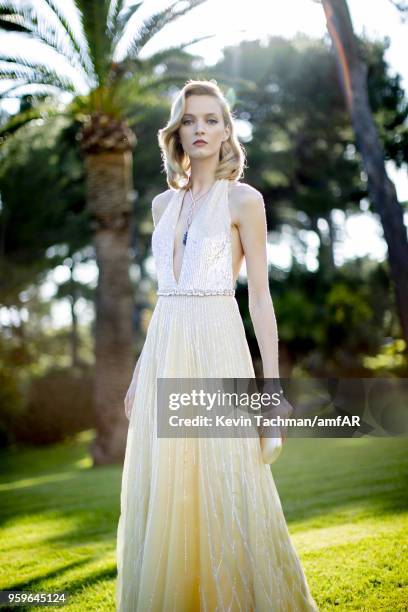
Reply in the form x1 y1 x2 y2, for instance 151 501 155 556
0 0 210 464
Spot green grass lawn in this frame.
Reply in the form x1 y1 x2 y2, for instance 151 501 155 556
0 432 407 611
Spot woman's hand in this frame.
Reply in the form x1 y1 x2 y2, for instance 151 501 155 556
275 396 293 444
260 423 287 446
261 383 295 445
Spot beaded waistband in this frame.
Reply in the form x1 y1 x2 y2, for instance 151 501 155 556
157 288 235 296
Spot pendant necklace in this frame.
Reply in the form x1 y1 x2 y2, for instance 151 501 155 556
182 182 216 245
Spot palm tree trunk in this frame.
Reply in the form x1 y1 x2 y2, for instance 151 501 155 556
85 149 134 465
323 0 408 348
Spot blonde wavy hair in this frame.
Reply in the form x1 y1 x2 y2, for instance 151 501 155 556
157 79 247 190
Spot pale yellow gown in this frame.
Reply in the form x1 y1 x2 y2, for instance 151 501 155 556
116 178 319 611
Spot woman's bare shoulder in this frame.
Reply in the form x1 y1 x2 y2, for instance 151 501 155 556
228 181 264 225
152 188 176 227
229 180 263 202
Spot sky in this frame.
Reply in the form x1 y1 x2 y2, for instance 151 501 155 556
0 0 407 328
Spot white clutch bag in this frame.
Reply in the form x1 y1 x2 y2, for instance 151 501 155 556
260 431 283 464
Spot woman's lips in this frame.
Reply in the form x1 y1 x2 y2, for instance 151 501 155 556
194 141 207 146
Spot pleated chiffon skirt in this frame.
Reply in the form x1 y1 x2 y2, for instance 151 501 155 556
116 295 319 611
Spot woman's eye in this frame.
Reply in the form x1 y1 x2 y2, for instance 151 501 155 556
181 118 218 125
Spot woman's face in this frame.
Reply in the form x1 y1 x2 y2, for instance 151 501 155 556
178 94 230 161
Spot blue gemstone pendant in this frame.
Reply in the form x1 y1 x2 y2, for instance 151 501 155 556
182 231 188 245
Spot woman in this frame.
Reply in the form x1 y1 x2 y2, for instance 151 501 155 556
116 79 319 611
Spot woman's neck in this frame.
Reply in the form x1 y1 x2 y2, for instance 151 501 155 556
188 161 218 195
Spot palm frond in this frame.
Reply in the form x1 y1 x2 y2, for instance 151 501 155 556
0 81 26 98
0 63 78 94
102 71 164 121
110 33 213 85
116 71 194 104
123 0 208 60
0 102 62 138
108 0 126 28
0 53 59 75
40 0 95 83
0 6 31 32
140 33 215 69
73 0 112 84
0 1 33 25
0 52 79 94
0 82 66 100
0 1 93 87
109 0 142 46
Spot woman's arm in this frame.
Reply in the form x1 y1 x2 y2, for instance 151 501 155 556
236 186 293 423
236 186 280 377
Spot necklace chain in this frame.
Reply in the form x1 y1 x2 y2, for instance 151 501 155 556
182 181 216 245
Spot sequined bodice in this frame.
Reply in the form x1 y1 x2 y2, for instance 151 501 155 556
151 178 235 296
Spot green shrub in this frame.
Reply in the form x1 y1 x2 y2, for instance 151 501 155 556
0 369 25 448
12 367 95 445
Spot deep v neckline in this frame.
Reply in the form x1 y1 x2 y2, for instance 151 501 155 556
171 179 221 287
